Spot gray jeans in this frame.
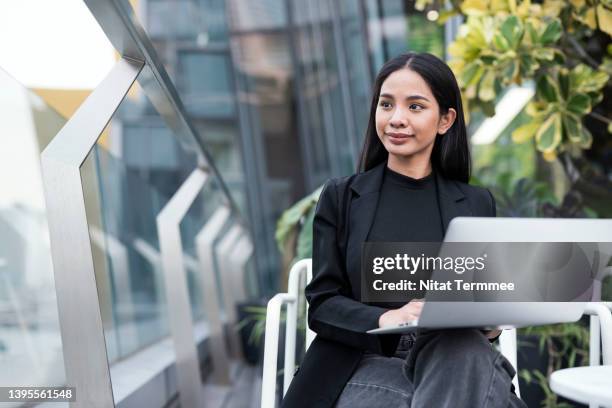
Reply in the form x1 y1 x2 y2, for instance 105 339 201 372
335 329 527 408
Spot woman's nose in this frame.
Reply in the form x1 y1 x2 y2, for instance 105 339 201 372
389 109 407 128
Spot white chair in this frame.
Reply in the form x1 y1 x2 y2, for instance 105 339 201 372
548 267 612 408
261 259 612 407
549 301 612 408
261 259 315 407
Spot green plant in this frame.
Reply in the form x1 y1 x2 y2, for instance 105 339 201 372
237 187 321 353
275 185 323 261
236 306 269 347
236 305 308 347
419 0 612 217
518 322 590 407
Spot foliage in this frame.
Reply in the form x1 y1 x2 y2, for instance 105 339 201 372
236 303 308 348
418 0 611 162
275 185 323 263
518 322 590 408
492 175 558 217
241 191 322 347
236 306 269 347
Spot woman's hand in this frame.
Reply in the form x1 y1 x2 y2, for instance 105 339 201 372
481 329 502 339
378 299 424 328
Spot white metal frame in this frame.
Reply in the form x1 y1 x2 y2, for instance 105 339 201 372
261 259 314 407
584 302 612 366
550 302 612 408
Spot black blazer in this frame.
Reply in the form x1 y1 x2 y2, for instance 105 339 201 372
281 162 497 408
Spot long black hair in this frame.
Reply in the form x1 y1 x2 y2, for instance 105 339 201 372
357 52 471 183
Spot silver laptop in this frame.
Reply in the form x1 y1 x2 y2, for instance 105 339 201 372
367 217 612 335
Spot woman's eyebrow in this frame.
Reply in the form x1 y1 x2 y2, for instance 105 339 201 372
379 93 430 102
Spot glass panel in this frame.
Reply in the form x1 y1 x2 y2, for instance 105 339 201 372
81 72 205 363
339 0 372 144
177 52 235 117
313 0 355 175
231 28 308 290
292 0 331 185
146 0 228 45
0 68 66 389
365 0 386 72
132 0 249 227
380 0 408 58
180 177 228 322
228 0 287 31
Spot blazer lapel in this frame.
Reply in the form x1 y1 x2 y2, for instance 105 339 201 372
435 171 472 233
345 163 385 292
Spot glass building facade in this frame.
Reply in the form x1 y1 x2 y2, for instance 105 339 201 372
136 0 450 295
0 0 451 406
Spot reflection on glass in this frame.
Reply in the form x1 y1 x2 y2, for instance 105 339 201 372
81 75 205 362
0 67 66 390
181 178 227 322
178 52 235 117
339 0 371 144
147 0 228 44
229 0 287 31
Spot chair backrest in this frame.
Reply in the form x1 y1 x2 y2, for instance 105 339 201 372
261 259 313 407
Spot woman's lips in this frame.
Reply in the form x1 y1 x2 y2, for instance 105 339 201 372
386 133 415 144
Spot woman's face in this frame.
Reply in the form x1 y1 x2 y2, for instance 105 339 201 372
375 68 456 163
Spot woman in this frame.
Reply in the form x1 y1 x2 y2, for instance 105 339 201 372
281 53 526 408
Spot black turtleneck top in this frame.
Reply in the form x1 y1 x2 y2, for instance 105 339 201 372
367 166 444 243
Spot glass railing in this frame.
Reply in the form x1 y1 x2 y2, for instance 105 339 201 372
0 67 67 397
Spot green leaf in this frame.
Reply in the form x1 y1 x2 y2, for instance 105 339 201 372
552 48 566 64
563 113 583 143
478 69 496 101
502 60 519 83
581 70 610 93
518 369 533 384
493 32 510 51
579 126 593 149
589 91 604 105
566 93 591 115
558 70 571 100
296 206 315 260
536 114 562 153
500 15 524 49
535 48 555 61
480 55 496 65
275 185 323 252
461 61 484 88
512 122 540 143
526 21 538 43
536 74 560 103
519 53 538 75
540 19 562 44
597 4 612 37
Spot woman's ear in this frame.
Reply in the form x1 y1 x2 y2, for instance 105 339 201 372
438 108 457 135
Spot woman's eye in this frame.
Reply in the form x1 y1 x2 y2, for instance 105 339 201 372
379 101 391 108
409 104 423 111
